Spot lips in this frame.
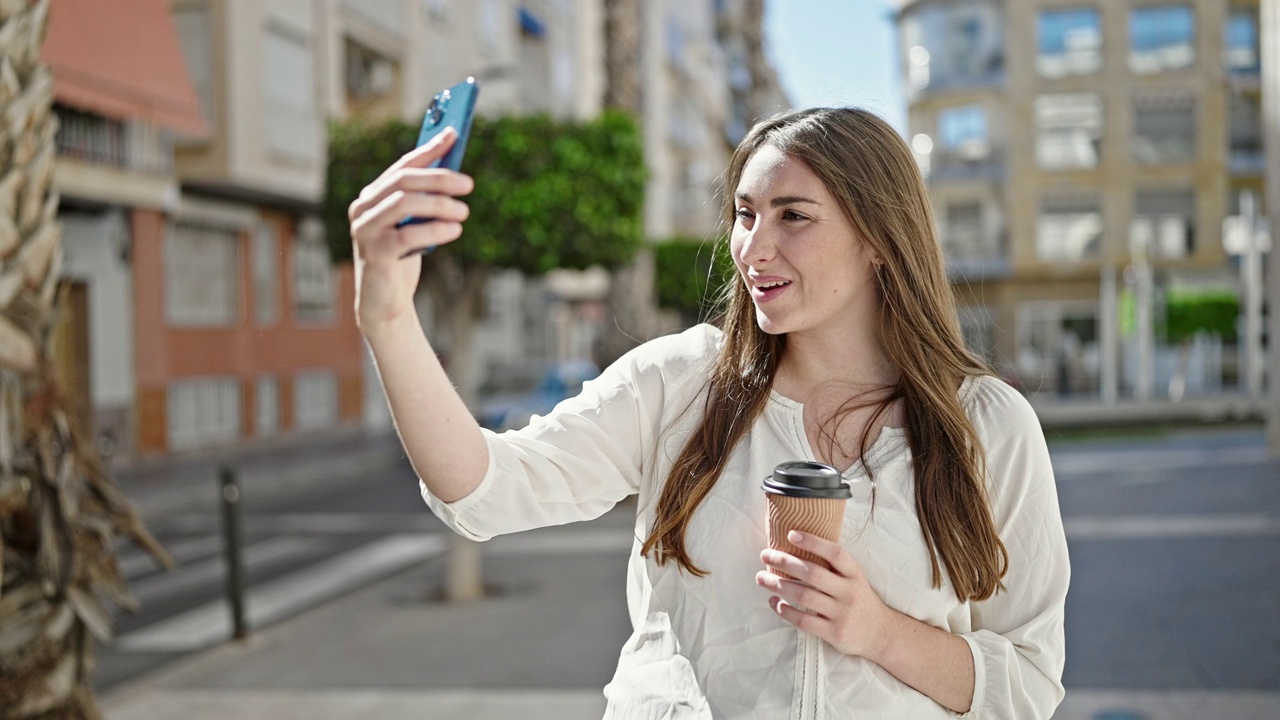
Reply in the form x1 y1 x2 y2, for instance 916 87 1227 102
750 277 791 302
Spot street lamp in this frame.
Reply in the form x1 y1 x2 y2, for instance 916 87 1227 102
1265 0 1280 453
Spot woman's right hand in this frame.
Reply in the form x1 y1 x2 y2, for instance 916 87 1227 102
347 127 475 335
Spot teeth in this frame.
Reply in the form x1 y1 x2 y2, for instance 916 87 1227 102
757 280 789 289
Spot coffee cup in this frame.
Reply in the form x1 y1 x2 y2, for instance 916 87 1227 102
762 461 851 579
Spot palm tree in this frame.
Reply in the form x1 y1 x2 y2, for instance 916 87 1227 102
0 2 168 717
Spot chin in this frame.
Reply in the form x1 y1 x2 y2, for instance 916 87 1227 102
753 311 791 336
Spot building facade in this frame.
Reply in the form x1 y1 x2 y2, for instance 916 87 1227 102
898 0 1269 406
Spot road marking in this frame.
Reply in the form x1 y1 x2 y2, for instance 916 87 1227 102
114 534 446 653
130 537 318 607
1055 689 1280 720
1051 445 1273 478
1064 513 1280 540
118 536 225 580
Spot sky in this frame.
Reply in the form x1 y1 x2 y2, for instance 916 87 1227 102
762 0 906 134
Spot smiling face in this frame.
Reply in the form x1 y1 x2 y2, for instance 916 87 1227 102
730 144 881 340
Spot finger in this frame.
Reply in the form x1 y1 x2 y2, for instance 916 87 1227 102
788 531 859 578
352 191 469 248
396 221 465 256
770 595 833 637
350 169 474 222
757 572 839 619
386 127 458 175
760 549 842 591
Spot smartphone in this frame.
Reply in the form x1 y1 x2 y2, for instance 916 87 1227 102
396 77 480 253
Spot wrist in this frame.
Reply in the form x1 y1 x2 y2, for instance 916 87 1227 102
359 308 420 346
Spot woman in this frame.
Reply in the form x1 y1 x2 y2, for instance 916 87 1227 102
348 108 1069 719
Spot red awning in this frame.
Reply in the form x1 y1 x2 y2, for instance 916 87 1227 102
41 0 208 137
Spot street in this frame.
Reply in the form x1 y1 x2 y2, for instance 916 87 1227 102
97 427 1280 718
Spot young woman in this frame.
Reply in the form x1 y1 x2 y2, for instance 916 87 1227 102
348 108 1069 719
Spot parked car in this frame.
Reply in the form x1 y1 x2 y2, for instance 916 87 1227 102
476 359 601 431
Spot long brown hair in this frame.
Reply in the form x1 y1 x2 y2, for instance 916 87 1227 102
639 108 1009 602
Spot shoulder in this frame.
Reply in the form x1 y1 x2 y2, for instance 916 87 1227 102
961 374 1039 433
618 323 722 378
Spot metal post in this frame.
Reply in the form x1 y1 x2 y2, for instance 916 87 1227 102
219 465 249 640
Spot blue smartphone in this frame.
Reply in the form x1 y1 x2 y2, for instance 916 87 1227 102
396 77 480 254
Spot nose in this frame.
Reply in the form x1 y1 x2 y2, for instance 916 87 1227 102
736 223 777 266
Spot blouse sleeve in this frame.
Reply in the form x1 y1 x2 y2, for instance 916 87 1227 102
421 326 716 541
956 378 1070 719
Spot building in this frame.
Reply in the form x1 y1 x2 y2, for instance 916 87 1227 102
896 0 1269 406
43 0 208 465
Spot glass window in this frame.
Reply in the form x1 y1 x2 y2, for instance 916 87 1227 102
1037 195 1102 262
938 105 988 158
943 202 992 261
1132 94 1196 165
1225 7 1260 74
1132 189 1195 259
173 4 215 128
253 224 279 326
256 375 280 437
1017 302 1101 397
294 369 339 430
167 377 242 451
901 1 1004 94
958 305 998 363
1038 8 1102 78
1229 93 1264 173
292 219 335 325
1129 5 1195 74
1035 93 1102 169
166 221 240 326
264 25 318 162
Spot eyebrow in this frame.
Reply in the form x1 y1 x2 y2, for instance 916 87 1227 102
734 192 821 208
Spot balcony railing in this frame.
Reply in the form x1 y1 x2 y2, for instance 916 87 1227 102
929 148 1006 184
54 105 174 173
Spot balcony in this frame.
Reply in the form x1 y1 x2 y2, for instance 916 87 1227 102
943 229 1011 282
54 105 174 174
929 147 1006 184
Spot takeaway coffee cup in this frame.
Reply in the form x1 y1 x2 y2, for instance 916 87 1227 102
762 461 852 579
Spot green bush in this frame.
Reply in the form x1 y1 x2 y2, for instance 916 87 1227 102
1164 290 1239 344
324 110 647 274
653 235 735 322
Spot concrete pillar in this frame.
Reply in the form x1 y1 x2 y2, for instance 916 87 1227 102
1100 264 1119 404
1265 0 1280 452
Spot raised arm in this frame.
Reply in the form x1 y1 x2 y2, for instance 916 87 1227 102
348 128 484 502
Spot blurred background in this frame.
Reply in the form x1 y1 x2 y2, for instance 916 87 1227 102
6 0 1278 718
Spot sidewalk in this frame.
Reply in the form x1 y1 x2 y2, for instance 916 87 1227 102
99 516 636 720
112 424 410 521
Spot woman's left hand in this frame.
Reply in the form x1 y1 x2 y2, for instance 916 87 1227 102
756 530 895 659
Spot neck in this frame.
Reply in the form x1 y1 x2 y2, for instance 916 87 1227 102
775 324 898 398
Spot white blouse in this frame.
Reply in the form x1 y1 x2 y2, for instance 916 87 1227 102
423 324 1069 719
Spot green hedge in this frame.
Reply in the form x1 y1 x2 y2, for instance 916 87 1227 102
653 236 735 322
324 111 647 274
1164 290 1239 344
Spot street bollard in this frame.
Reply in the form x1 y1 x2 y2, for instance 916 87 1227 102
219 465 249 640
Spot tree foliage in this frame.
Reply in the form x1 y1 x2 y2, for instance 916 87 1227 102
325 110 647 274
652 235 735 324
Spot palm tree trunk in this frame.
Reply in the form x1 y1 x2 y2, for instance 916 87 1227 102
0 2 169 717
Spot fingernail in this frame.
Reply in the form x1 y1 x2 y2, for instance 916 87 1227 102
788 530 804 543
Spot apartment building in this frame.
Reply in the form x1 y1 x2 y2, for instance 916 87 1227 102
43 0 208 464
897 0 1268 404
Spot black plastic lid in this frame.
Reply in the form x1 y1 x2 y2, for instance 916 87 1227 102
762 460 852 499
